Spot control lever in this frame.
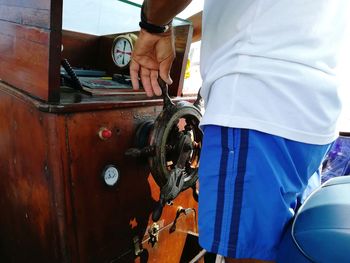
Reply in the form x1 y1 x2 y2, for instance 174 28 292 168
148 223 160 247
126 78 202 222
125 145 155 158
152 131 193 222
193 88 203 110
158 78 175 111
61 59 84 91
152 167 186 222
192 184 199 202
169 206 195 233
151 79 197 222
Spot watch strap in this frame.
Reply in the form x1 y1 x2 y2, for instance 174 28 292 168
139 3 172 34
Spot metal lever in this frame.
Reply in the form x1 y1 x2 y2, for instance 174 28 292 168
148 223 160 247
152 133 193 222
61 59 84 91
125 145 155 158
158 78 175 111
193 88 203 110
169 206 195 233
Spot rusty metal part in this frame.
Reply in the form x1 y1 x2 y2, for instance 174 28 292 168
148 223 160 247
126 81 202 190
170 206 196 233
126 79 202 221
133 236 144 256
148 79 202 189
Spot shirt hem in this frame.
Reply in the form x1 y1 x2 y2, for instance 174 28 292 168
199 114 338 145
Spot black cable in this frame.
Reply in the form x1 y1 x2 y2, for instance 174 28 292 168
61 59 84 91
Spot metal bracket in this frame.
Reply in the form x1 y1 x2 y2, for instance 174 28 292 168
148 222 160 247
133 236 144 256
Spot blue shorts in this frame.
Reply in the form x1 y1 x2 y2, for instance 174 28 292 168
198 125 331 261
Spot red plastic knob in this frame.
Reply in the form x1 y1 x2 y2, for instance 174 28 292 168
99 128 112 140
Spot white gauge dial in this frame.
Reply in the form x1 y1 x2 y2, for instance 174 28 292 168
112 34 137 68
102 165 120 186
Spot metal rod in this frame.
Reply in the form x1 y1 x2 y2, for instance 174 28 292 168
189 249 207 263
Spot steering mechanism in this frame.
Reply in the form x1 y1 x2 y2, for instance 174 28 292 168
126 79 203 222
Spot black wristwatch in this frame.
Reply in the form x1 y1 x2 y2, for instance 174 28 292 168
139 3 172 34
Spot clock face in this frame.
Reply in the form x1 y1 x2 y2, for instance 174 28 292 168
102 165 120 186
112 35 135 68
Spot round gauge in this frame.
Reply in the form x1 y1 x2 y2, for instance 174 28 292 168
111 34 137 68
102 165 120 187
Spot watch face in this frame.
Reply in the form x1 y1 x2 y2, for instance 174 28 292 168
103 166 120 186
112 35 134 68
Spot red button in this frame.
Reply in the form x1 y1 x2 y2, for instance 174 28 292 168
99 128 112 140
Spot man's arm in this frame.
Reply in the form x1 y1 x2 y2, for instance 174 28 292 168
144 0 192 26
130 0 192 97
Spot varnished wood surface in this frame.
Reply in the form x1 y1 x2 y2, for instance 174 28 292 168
65 106 198 262
65 107 159 262
61 30 100 69
0 89 69 262
0 82 197 114
130 209 200 263
0 85 200 262
0 3 191 102
0 0 62 102
0 20 50 101
0 4 198 260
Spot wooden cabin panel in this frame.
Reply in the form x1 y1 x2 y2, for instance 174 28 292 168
0 20 50 100
65 107 159 262
0 0 62 102
0 88 63 262
0 1 198 261
61 30 100 69
44 113 79 263
65 107 198 262
117 209 200 262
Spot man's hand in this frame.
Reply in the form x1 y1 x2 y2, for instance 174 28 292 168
130 28 175 97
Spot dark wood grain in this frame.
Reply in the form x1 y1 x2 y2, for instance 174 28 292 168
0 20 50 100
0 1 199 261
0 89 68 262
0 82 197 114
44 114 78 262
65 107 196 262
0 0 62 102
48 0 63 102
0 80 200 262
61 30 100 69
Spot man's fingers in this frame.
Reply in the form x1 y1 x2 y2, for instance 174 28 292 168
159 56 174 85
140 67 153 97
130 60 140 90
150 70 162 96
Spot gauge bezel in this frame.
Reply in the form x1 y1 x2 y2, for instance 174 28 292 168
102 165 120 187
111 33 137 69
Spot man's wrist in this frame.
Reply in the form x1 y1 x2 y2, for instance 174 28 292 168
139 2 173 34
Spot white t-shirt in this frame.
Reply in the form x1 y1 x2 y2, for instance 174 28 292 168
200 0 350 144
